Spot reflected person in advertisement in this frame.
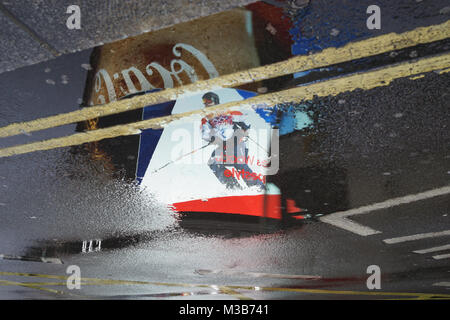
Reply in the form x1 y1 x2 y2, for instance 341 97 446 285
200 92 265 190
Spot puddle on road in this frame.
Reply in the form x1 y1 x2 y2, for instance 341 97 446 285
0 1 449 257
21 219 305 259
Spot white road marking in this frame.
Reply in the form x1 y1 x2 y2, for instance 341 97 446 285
413 244 450 254
319 185 450 236
433 282 450 287
383 230 450 244
320 216 382 236
432 253 450 260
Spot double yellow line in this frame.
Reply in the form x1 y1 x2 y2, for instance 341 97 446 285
1 271 449 300
0 20 449 158
0 271 252 299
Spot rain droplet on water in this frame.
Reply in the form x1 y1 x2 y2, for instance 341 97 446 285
330 28 340 36
61 74 69 84
81 63 93 70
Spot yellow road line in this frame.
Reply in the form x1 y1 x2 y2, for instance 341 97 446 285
0 279 89 298
0 271 208 287
0 20 448 139
0 271 252 299
0 279 249 299
0 282 104 286
0 52 449 158
218 286 254 300
1 271 449 299
228 285 450 299
409 74 425 80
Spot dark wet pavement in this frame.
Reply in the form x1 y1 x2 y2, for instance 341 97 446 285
0 1 449 300
0 62 448 299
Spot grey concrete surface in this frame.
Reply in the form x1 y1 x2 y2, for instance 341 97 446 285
0 9 53 74
0 0 257 74
1 0 449 74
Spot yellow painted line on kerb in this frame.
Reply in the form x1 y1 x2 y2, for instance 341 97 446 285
0 52 449 158
0 20 448 139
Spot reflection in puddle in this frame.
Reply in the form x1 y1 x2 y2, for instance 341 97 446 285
21 0 446 242
23 222 298 257
102 290 216 299
81 239 102 253
0 2 448 304
71 3 312 227
24 231 160 257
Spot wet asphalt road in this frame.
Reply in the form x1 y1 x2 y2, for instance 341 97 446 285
0 45 449 299
0 193 449 299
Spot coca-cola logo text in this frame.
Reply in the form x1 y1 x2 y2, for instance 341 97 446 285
91 43 219 105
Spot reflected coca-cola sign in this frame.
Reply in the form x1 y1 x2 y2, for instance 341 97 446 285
86 9 262 106
92 43 219 105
